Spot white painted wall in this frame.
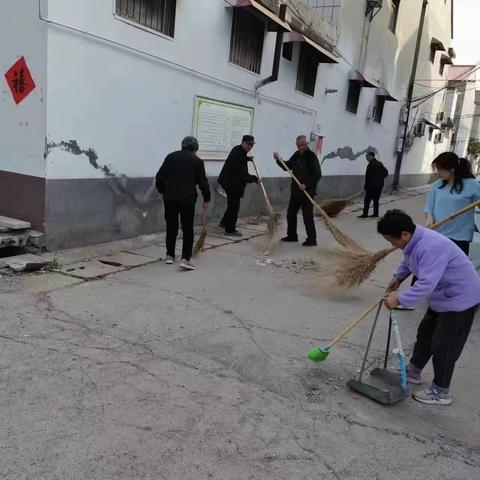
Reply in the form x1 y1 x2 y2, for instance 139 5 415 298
453 83 476 157
0 0 47 178
42 0 453 184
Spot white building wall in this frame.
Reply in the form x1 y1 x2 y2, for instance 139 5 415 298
453 84 476 157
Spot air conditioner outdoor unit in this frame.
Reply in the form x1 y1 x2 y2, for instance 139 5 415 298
414 122 426 137
434 132 444 144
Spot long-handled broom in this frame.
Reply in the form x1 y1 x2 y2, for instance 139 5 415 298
193 208 208 256
307 299 383 362
329 198 480 290
317 191 364 218
277 157 366 252
251 158 281 255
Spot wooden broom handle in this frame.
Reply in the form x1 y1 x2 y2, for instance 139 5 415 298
251 158 273 212
328 299 382 348
431 199 480 229
277 157 325 213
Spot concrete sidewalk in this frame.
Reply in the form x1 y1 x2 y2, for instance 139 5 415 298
1 190 479 479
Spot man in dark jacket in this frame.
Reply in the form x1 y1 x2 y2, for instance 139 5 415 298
274 135 322 246
218 135 258 236
156 136 210 270
359 148 389 219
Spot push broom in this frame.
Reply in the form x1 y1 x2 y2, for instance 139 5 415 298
251 158 281 255
330 198 480 291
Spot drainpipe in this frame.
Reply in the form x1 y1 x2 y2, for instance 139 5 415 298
392 0 428 190
256 3 287 90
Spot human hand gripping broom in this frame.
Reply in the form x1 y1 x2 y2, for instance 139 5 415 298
250 158 281 255
329 198 480 291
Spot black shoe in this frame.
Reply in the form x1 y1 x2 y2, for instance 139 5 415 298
358 214 368 219
219 220 225 228
302 239 317 246
281 236 298 242
369 214 379 218
226 230 242 237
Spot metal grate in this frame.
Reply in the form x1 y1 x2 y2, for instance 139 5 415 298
229 9 265 74
115 0 177 37
296 44 319 97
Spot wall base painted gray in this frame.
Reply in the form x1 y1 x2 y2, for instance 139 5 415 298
44 174 433 249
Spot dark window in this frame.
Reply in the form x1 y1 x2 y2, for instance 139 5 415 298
439 61 446 76
346 80 361 114
229 9 265 74
428 127 434 141
388 0 401 34
296 44 319 96
115 0 177 37
373 96 386 123
282 42 294 61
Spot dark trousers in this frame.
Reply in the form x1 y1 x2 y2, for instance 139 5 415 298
286 194 316 240
451 239 470 256
164 199 195 261
363 188 382 216
410 306 476 389
221 191 241 233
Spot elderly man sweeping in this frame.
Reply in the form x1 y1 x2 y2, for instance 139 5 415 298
379 209 480 405
274 135 322 246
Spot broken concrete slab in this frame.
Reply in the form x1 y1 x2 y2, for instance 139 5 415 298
126 245 165 260
98 251 156 268
0 215 31 230
57 260 124 280
21 272 84 294
0 232 29 248
2 253 54 272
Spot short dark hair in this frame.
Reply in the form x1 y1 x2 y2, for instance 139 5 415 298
181 136 199 152
377 209 415 238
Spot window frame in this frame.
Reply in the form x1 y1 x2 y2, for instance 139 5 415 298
228 8 266 75
388 0 401 34
295 43 320 97
114 0 177 39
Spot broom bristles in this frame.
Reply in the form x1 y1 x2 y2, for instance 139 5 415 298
317 191 363 218
263 210 281 255
193 228 207 256
320 247 396 291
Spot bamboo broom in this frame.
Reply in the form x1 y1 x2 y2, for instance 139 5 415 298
277 157 366 252
251 158 281 255
329 198 480 290
193 208 208 256
316 191 364 218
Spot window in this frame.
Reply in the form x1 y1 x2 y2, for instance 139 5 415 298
282 42 294 61
428 127 434 141
373 96 386 123
308 0 342 28
229 9 265 74
346 80 361 114
388 0 401 33
296 44 319 96
115 0 177 37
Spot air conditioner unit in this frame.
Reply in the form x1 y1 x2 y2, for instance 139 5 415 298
434 132 444 144
414 122 426 137
436 111 445 123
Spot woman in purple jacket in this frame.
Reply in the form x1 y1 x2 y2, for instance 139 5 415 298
379 210 480 406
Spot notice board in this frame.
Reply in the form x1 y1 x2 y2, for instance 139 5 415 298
193 96 254 159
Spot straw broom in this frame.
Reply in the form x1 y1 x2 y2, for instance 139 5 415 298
193 208 208 256
277 157 366 252
317 191 364 218
329 198 480 291
251 158 281 255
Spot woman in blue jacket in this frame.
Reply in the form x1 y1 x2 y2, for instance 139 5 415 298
424 152 480 256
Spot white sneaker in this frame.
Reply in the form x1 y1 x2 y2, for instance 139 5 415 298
413 385 452 405
166 255 175 265
180 259 195 271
